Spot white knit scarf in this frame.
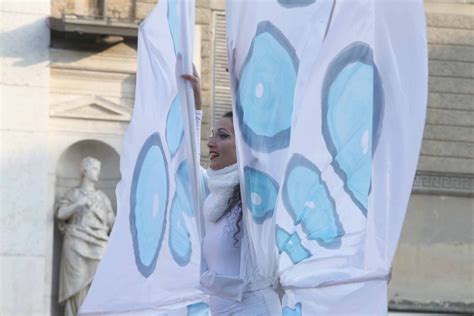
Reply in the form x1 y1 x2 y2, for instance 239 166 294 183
203 163 240 223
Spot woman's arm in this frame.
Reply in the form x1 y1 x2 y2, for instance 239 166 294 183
181 65 202 110
182 65 204 160
195 109 203 159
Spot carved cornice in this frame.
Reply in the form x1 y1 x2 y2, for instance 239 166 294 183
50 96 132 122
49 16 139 37
413 171 474 196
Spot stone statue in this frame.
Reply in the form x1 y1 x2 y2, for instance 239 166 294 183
56 157 115 316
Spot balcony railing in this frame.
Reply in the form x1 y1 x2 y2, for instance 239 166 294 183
49 0 154 37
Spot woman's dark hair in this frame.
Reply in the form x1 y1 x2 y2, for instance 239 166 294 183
220 111 242 246
225 184 242 247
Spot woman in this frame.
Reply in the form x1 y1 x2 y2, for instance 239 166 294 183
182 69 281 315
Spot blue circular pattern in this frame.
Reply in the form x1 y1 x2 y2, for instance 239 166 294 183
282 154 344 248
236 21 298 152
169 161 194 266
278 0 316 8
130 133 169 277
321 42 384 217
166 94 184 157
244 166 279 224
167 0 180 56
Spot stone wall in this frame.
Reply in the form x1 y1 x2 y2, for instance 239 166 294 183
389 1 474 312
52 0 102 18
418 1 474 175
1 1 51 315
135 0 156 21
390 194 474 312
51 0 156 21
196 0 214 166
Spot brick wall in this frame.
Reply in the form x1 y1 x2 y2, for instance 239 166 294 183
419 1 474 175
135 0 156 20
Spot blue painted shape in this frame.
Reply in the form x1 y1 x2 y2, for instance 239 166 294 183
130 133 169 278
278 0 316 8
236 21 298 152
282 154 344 248
276 225 311 264
322 42 384 216
244 166 279 224
167 0 180 56
169 161 194 266
187 302 209 316
166 94 184 157
175 161 194 216
282 303 302 316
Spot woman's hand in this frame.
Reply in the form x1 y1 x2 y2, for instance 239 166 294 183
181 64 203 110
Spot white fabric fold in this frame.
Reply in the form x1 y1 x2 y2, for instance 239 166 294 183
200 270 247 302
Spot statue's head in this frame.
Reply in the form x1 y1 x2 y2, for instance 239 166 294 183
80 157 101 183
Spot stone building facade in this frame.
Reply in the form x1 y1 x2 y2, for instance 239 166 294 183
390 2 473 312
0 0 472 315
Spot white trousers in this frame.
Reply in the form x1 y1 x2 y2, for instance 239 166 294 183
210 287 281 316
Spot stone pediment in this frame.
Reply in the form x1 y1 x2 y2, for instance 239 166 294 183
50 96 132 122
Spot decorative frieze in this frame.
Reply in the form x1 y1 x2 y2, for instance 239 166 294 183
413 171 474 196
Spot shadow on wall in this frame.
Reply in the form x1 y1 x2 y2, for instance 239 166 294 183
51 139 120 316
0 17 50 67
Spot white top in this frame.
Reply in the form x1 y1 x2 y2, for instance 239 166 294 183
202 205 242 277
195 111 280 314
202 205 243 314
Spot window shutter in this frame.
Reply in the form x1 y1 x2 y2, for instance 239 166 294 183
212 12 233 126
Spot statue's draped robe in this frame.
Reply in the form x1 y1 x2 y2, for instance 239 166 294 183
58 188 114 315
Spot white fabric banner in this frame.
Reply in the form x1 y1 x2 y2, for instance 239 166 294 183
79 1 208 315
225 0 336 297
226 0 427 314
80 0 427 314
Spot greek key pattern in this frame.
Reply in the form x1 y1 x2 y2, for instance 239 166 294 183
413 171 474 196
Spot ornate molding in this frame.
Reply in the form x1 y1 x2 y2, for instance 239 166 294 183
413 171 474 196
50 96 132 122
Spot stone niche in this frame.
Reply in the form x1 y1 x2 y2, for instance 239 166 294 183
51 139 120 316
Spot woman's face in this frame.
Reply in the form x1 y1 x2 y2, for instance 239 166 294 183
208 116 237 170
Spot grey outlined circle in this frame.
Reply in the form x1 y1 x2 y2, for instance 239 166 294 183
278 0 316 8
236 21 299 153
130 133 169 278
282 153 344 249
321 42 384 217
